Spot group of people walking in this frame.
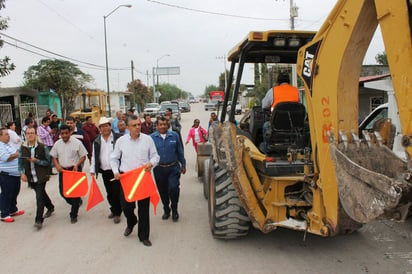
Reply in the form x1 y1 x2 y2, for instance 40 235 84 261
0 107 212 247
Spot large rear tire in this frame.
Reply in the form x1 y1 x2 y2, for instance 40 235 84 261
203 158 211 200
208 165 251 239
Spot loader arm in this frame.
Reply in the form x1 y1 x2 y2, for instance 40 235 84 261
297 0 412 230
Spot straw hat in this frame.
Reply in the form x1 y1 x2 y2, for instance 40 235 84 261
98 117 112 127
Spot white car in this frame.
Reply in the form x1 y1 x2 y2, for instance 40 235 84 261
143 103 161 117
227 101 242 115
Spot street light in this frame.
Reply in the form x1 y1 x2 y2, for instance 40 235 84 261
154 54 170 103
216 55 227 92
104 4 132 117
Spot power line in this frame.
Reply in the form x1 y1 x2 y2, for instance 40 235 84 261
35 0 96 41
0 32 129 71
147 0 289 21
2 39 106 71
3 40 52 60
0 32 105 69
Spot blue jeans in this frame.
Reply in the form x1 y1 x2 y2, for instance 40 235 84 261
0 173 21 218
153 163 181 213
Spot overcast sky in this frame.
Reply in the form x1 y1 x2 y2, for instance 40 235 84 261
1 0 384 96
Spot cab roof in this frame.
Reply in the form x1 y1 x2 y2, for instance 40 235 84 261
227 30 316 64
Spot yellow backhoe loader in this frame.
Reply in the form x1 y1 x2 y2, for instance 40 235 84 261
203 0 412 239
70 90 107 124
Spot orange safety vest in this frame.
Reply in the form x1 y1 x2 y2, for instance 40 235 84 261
271 83 299 111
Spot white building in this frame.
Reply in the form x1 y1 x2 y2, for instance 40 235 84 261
108 90 132 116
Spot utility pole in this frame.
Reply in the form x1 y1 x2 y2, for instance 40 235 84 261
276 0 299 85
152 67 156 103
216 55 227 92
289 0 298 86
289 0 298 30
131 60 136 110
146 70 149 89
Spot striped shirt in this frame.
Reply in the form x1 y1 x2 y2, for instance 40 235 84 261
0 141 19 177
37 125 54 147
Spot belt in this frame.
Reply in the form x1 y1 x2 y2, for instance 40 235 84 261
158 161 178 168
0 171 9 176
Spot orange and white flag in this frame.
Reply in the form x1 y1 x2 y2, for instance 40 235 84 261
86 176 104 211
119 166 160 215
62 170 89 198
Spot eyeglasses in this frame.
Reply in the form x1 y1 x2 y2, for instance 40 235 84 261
129 123 141 127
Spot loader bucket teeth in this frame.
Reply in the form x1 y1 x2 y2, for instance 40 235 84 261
328 131 410 223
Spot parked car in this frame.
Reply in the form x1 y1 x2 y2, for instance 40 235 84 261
179 101 191 112
205 99 221 111
188 96 196 103
227 101 242 115
159 103 181 121
143 103 161 117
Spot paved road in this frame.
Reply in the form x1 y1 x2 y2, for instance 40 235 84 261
1 103 411 274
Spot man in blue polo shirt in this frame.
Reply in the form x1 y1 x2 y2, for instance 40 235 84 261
0 127 24 223
151 116 186 222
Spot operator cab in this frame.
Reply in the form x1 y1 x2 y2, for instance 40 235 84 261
219 30 315 176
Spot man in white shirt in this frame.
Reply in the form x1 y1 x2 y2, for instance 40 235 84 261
110 115 159 247
90 117 122 224
49 125 87 224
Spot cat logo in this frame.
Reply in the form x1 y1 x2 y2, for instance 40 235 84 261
303 51 314 78
300 40 322 94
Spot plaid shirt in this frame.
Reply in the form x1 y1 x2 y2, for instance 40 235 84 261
37 125 54 147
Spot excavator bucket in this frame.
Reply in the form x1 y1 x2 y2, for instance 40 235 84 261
328 131 411 223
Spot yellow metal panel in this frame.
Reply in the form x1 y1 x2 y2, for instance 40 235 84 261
375 0 412 156
297 0 379 231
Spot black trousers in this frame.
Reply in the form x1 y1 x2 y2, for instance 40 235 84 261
101 169 122 216
120 188 150 241
153 164 181 214
58 171 81 219
29 181 54 223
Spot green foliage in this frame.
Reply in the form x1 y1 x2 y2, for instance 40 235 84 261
0 0 15 78
158 83 188 102
204 84 220 99
23 59 92 118
252 63 270 105
218 71 228 91
127 79 151 111
375 51 388 65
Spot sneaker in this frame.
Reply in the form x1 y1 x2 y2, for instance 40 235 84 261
44 208 54 218
34 222 42 230
10 210 24 217
0 216 14 223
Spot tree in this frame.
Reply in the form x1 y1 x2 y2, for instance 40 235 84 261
23 59 92 118
375 51 388 65
127 79 152 112
158 83 188 102
204 84 220 99
251 63 270 105
218 71 229 91
0 0 15 78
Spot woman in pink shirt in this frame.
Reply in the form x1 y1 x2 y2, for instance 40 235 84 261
185 119 208 153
